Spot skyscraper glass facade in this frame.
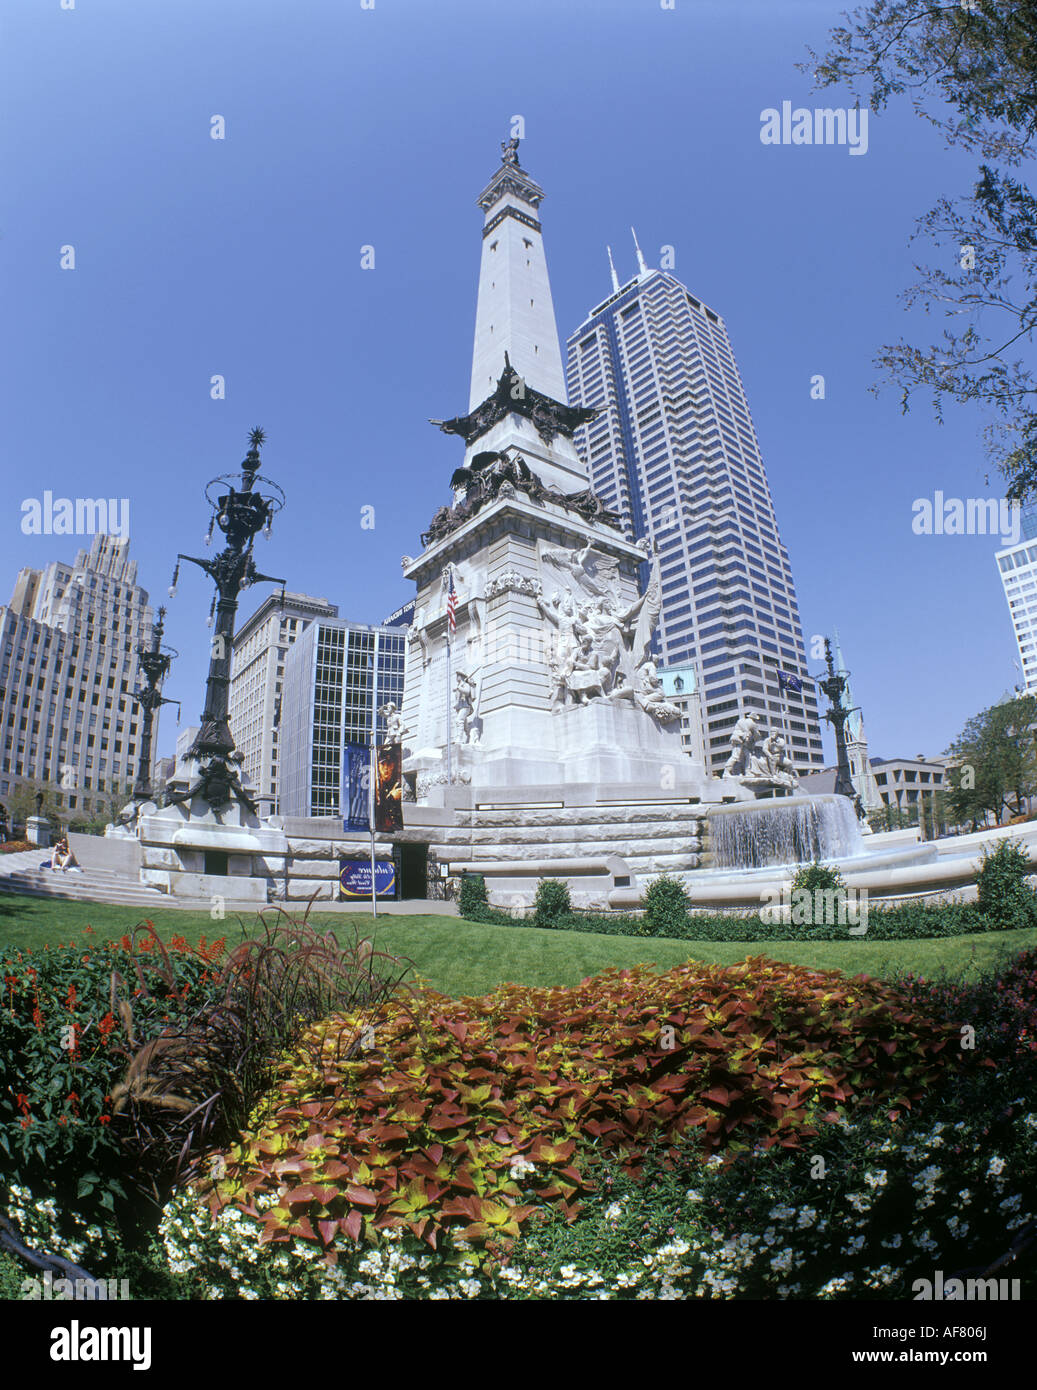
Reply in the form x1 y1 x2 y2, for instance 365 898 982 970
279 618 406 818
565 269 824 777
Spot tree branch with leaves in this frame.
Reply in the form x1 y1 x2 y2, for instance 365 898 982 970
803 1 1037 498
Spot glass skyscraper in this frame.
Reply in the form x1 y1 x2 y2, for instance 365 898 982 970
565 261 824 778
278 617 406 819
996 502 1037 693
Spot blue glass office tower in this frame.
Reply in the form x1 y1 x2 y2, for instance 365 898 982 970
565 260 824 777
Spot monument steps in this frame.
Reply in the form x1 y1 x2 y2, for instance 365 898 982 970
0 865 179 908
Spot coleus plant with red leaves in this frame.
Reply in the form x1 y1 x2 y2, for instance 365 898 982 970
197 956 961 1260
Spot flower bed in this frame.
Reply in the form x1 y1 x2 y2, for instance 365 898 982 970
157 956 964 1295
0 924 227 1241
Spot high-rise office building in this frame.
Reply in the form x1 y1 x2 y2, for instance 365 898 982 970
0 534 155 814
279 618 406 819
996 503 1037 692
229 591 339 813
565 252 824 778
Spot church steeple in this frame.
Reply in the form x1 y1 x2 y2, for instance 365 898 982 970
468 136 570 413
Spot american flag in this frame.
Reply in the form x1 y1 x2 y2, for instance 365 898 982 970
446 569 457 636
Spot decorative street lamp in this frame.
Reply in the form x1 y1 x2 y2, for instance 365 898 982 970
166 428 286 813
129 606 180 802
817 637 865 818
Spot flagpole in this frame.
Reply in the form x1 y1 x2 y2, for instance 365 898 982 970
369 629 379 920
446 567 453 788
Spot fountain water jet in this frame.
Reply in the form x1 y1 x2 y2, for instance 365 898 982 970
708 794 863 870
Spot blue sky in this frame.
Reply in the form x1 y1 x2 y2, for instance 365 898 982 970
1 0 1026 764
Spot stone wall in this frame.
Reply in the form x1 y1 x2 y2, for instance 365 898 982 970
278 798 704 909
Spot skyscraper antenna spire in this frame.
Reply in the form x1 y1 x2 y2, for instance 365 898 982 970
631 226 648 276
607 245 620 292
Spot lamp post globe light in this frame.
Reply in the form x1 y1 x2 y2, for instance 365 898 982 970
166 428 286 813
817 636 865 819
129 606 179 803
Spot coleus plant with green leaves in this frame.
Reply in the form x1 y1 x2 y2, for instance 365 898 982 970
195 956 962 1261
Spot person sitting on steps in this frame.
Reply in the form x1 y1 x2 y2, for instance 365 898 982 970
50 836 79 872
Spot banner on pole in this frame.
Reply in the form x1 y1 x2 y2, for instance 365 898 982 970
342 743 370 833
375 742 403 832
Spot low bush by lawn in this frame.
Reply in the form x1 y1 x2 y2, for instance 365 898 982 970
461 840 1037 943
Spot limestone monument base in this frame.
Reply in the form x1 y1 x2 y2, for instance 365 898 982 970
130 757 289 904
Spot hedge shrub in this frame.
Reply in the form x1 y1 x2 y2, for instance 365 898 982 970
974 837 1037 932
533 878 571 927
458 873 490 920
641 875 691 936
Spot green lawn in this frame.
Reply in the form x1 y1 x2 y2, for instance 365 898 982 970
2 892 1034 997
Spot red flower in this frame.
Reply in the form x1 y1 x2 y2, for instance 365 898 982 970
98 1115 111 1126
98 1011 116 1042
64 984 77 1011
31 1006 43 1029
15 1093 30 1115
19 1117 33 1129
83 925 94 934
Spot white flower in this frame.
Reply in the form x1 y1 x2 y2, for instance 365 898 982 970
987 1156 1006 1178
796 1207 818 1229
864 1170 887 1189
818 1274 853 1297
604 1201 624 1222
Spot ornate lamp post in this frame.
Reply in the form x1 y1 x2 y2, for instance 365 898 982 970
166 428 286 813
817 637 865 816
129 607 179 802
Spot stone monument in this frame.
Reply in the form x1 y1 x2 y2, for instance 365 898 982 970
392 138 749 905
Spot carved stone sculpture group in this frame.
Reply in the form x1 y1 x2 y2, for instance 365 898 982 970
722 711 799 791
534 541 682 723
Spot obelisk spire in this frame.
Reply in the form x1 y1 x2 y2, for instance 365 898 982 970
468 136 569 413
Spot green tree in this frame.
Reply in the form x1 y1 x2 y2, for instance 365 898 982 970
867 800 911 833
5 778 64 832
943 694 1037 826
804 2 1037 499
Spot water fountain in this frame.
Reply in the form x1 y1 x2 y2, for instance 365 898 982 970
708 794 863 870
665 643 995 911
